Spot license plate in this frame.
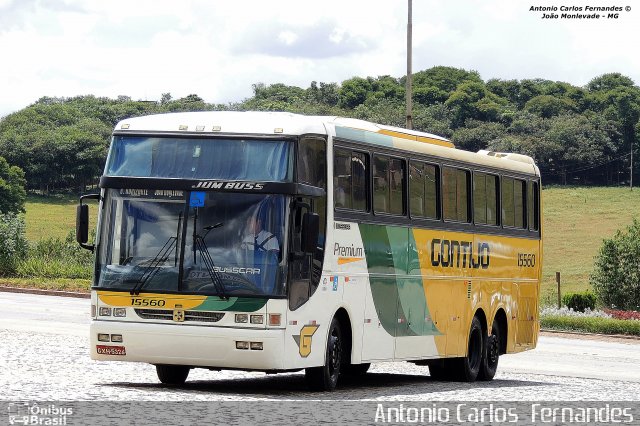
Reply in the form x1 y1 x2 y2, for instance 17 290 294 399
96 345 126 356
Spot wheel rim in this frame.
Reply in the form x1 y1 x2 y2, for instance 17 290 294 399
487 334 499 365
328 330 341 378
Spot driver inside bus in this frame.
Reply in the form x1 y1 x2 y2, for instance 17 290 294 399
240 216 280 254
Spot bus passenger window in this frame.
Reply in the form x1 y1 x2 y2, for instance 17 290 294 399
474 172 499 226
389 158 405 215
443 167 470 222
410 161 439 219
514 179 525 229
334 148 368 212
502 177 514 227
334 148 351 209
373 155 389 213
528 181 540 231
409 161 425 217
352 152 368 211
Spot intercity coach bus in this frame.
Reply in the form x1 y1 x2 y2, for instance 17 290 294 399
77 111 541 391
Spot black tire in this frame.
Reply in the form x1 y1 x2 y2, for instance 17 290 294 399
451 316 483 382
478 319 500 381
342 362 370 376
156 365 190 385
305 317 342 391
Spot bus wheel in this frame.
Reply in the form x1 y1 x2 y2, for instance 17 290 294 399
478 319 500 381
454 316 483 382
305 317 342 391
156 365 190 385
342 363 370 376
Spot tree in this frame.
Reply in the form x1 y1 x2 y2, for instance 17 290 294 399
0 156 26 214
591 219 640 310
338 77 372 109
524 95 576 118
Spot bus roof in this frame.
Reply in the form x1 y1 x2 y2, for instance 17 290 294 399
115 111 539 177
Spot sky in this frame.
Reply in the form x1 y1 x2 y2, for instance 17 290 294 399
1 0 639 117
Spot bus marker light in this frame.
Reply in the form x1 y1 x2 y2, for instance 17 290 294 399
250 342 263 350
110 334 123 343
120 124 130 129
235 314 248 323
268 314 281 326
113 308 126 317
250 315 264 324
236 341 249 350
99 307 112 317
364 319 371 324
179 125 188 130
289 320 297 326
98 333 110 342
274 128 283 133
91 304 96 318
196 125 205 132
309 320 317 326
212 125 221 132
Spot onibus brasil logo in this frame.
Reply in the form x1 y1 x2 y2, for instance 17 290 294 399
8 402 73 425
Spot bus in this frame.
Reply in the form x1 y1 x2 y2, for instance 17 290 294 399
78 111 541 391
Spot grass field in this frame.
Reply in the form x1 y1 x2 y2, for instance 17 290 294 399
17 187 640 304
540 186 640 304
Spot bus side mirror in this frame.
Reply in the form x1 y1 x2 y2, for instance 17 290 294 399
301 212 319 255
76 205 89 245
76 194 100 252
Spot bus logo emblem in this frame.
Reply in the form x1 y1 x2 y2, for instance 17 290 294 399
173 309 185 322
293 324 319 357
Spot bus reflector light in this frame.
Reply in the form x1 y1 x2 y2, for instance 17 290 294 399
250 342 263 350
98 333 110 342
236 341 249 350
99 307 112 317
268 314 281 326
111 334 123 343
113 308 126 317
235 314 248 323
250 315 263 324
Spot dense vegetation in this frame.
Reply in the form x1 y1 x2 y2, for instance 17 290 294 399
591 219 640 310
1 67 639 191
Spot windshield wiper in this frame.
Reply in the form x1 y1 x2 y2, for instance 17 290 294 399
128 236 177 295
128 212 183 295
194 222 228 300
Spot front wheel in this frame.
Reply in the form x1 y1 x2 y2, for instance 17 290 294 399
305 318 342 391
156 364 190 385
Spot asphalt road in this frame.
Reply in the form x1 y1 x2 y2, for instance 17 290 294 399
2 291 640 402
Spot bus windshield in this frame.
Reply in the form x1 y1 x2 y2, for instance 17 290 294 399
105 136 293 181
96 189 288 297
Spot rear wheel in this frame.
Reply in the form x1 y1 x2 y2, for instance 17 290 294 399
452 316 483 382
478 319 500 381
305 317 342 391
156 365 190 385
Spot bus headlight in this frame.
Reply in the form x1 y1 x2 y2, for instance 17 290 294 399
235 314 248 323
99 307 112 317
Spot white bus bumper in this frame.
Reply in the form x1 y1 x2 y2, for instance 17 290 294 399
90 320 285 370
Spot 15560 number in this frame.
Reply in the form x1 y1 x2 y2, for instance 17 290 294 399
130 298 166 307
517 253 536 267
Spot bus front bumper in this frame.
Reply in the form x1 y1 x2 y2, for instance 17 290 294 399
90 320 285 370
